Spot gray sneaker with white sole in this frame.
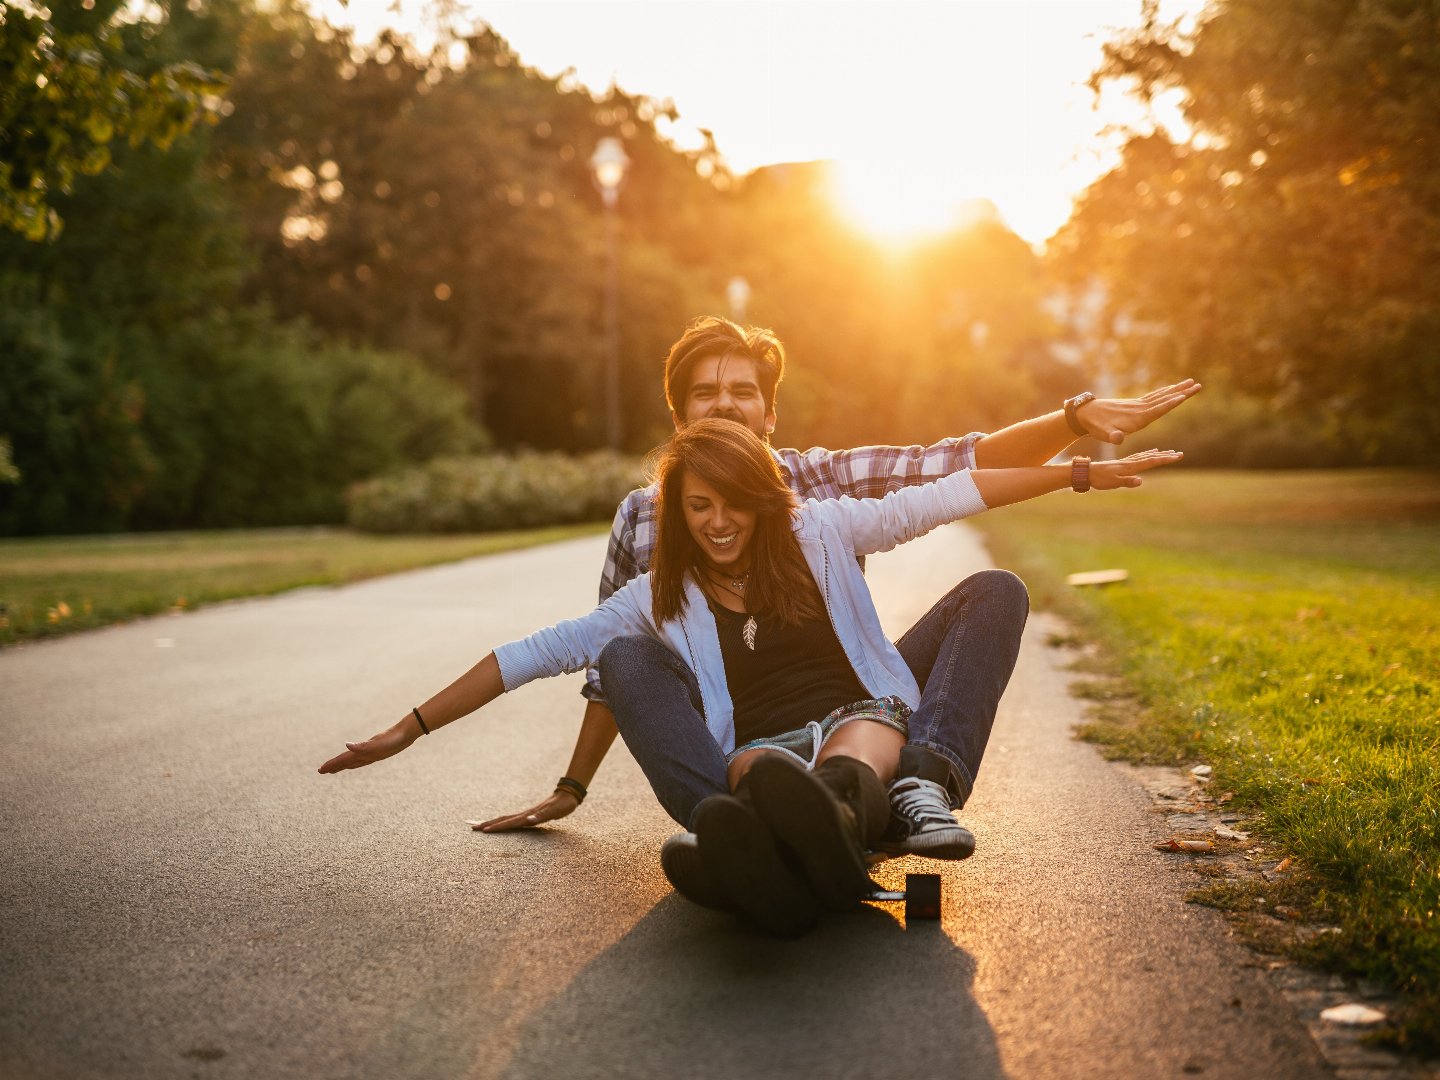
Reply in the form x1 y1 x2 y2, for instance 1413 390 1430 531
877 776 976 860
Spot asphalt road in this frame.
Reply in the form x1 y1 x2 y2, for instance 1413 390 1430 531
0 525 1331 1079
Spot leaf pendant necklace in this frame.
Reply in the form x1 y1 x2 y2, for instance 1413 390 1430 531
705 566 756 649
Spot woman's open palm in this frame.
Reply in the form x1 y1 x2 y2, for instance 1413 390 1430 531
1089 449 1183 490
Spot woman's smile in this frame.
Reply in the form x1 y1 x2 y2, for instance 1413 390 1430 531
682 471 756 570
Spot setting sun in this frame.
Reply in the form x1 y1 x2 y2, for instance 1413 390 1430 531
828 157 993 244
318 0 1206 248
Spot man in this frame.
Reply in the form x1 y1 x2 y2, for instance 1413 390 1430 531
476 315 1199 864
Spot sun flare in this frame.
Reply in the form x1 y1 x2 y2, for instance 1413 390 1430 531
828 158 992 245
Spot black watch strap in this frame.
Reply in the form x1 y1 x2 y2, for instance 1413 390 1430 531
1064 392 1095 438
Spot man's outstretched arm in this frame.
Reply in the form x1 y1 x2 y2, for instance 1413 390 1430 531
471 699 618 831
474 496 642 833
973 379 1201 469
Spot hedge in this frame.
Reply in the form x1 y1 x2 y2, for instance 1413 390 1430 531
346 451 645 533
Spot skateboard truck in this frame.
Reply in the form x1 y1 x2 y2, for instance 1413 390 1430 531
862 872 942 921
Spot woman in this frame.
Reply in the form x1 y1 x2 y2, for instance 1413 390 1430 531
319 420 1181 935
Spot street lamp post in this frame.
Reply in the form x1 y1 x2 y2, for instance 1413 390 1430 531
589 137 630 450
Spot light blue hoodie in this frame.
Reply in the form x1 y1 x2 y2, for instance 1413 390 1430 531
493 469 989 754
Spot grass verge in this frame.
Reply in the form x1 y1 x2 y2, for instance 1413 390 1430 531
970 468 1440 1051
0 523 606 647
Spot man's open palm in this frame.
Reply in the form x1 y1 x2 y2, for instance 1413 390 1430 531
1079 380 1202 445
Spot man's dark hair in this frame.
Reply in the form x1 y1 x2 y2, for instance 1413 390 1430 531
662 315 786 417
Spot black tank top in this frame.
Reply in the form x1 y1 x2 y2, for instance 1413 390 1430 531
709 600 869 746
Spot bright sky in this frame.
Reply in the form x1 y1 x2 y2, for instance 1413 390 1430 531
319 0 1204 248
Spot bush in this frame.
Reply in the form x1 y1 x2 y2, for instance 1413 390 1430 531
0 300 486 534
1149 385 1440 469
130 327 488 529
346 451 644 534
1156 390 1349 469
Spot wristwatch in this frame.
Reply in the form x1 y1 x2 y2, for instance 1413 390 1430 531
1064 392 1096 438
1071 456 1092 493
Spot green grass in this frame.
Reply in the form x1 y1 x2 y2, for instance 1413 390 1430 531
971 469 1440 1050
0 523 606 647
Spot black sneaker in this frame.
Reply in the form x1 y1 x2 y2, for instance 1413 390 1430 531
660 832 733 912
745 754 876 912
692 793 819 938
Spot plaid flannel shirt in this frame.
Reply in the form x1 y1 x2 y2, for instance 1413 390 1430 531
582 433 985 703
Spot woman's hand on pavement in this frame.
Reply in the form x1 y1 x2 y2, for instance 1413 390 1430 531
469 789 580 832
1078 380 1202 445
318 720 417 774
1089 448 1184 490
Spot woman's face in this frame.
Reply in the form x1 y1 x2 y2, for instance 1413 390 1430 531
681 469 756 573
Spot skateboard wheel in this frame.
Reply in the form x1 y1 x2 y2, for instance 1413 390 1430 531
903 873 941 921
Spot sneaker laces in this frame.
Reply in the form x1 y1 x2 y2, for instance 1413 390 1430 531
890 777 955 825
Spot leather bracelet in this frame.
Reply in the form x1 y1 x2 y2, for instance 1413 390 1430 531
555 776 587 803
411 706 430 735
1064 391 1095 438
1071 456 1092 493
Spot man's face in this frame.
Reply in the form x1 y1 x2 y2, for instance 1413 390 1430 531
674 352 775 439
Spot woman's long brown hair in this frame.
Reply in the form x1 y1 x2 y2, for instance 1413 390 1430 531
650 419 825 627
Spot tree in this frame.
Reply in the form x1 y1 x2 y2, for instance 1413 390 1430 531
214 14 721 450
0 1 225 240
0 1 482 535
1054 0 1440 461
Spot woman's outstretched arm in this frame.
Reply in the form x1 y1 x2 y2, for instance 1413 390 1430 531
317 651 506 774
842 448 1185 556
969 448 1183 507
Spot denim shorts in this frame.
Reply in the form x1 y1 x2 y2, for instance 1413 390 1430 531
726 697 912 771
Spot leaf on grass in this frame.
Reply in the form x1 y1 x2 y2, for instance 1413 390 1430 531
1320 1003 1386 1026
1154 837 1215 853
1065 569 1129 587
1274 857 1293 873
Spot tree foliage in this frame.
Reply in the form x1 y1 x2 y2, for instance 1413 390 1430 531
213 10 721 450
1 0 1065 534
0 0 225 240
714 166 1069 451
0 1 481 535
1054 0 1440 462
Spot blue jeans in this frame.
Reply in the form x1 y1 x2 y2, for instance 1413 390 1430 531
599 635 729 829
598 569 1029 828
892 569 1028 806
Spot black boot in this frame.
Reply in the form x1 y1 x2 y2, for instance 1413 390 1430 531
746 754 885 912
660 832 735 912
692 790 819 938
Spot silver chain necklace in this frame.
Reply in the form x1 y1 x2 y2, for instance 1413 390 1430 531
707 569 758 650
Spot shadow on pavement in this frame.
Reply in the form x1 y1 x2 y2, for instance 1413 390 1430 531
494 894 1007 1080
